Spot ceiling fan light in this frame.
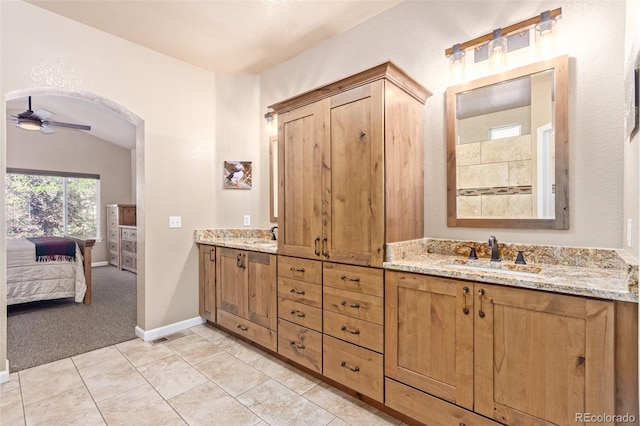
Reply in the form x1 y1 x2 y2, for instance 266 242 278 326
17 119 41 131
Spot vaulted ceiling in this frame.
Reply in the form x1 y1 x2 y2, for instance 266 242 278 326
9 1 402 148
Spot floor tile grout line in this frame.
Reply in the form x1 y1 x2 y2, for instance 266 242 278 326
70 353 109 425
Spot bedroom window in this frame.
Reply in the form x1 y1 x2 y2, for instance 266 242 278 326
6 169 100 239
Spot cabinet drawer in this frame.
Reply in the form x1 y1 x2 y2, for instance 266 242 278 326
323 286 384 324
385 379 501 426
109 252 119 266
108 217 117 228
108 229 118 240
121 239 136 253
323 263 383 297
277 319 322 374
278 256 322 284
278 277 322 307
323 335 383 402
217 310 277 352
323 311 383 353
122 254 136 270
109 240 118 251
278 298 322 331
121 228 137 240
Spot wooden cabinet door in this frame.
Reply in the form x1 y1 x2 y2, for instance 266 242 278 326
216 247 247 318
247 251 277 331
474 284 614 425
385 271 474 410
198 245 216 322
278 101 327 260
325 82 384 266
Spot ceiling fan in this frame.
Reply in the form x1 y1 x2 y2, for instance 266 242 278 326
8 96 91 134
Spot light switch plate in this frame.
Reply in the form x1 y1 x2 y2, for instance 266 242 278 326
169 216 182 229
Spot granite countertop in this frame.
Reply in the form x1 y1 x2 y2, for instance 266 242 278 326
195 229 277 254
385 239 639 303
193 230 639 303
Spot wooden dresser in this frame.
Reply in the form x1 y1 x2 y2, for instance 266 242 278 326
106 204 137 272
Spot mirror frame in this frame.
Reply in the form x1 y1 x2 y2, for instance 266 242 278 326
269 135 278 223
446 55 569 229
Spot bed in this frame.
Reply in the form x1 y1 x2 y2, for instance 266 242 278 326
7 236 95 305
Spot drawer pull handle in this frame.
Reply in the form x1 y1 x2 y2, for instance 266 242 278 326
322 237 329 258
290 288 306 295
314 238 320 256
341 325 360 335
290 341 305 350
340 361 360 372
290 267 306 273
341 301 360 309
478 289 486 318
290 310 306 318
237 325 248 331
340 275 360 282
462 286 469 315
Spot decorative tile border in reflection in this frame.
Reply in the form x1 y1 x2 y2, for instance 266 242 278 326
458 185 541 196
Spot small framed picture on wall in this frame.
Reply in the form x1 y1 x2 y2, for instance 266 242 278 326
223 161 252 189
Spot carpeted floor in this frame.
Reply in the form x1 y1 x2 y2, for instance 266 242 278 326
7 265 137 372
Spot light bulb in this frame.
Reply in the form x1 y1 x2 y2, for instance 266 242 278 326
535 11 557 58
488 29 507 71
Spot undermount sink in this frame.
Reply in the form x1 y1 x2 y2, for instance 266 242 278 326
446 258 542 277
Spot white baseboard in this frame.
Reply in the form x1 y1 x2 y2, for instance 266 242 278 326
135 316 206 342
91 261 109 267
0 360 9 383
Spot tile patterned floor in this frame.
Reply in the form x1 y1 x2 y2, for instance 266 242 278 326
0 323 405 426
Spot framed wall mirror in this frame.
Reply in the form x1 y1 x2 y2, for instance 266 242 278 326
269 135 278 222
446 55 569 229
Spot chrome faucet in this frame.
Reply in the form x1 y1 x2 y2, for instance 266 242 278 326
487 235 501 262
269 226 278 241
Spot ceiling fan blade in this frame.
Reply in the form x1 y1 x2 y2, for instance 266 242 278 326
32 108 54 120
40 125 55 134
44 120 91 131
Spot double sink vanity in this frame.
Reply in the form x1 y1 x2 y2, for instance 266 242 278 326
196 61 638 425
196 229 638 426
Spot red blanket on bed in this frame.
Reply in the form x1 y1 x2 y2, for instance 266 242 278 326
26 236 76 262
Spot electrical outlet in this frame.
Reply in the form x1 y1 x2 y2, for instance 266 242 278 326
243 215 251 226
169 216 182 229
627 218 633 248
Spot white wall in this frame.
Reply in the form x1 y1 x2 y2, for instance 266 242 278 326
214 74 270 228
624 0 640 260
261 0 627 249
6 125 134 263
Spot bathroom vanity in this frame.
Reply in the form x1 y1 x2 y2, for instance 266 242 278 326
196 230 638 426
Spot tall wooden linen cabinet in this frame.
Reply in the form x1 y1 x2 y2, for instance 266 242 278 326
271 62 430 267
270 62 430 404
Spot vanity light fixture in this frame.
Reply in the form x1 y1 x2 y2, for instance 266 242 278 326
448 43 466 82
444 7 561 76
264 111 276 135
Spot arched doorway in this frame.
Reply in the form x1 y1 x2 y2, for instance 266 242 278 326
3 87 145 374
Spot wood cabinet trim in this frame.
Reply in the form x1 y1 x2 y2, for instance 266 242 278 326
269 61 431 114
